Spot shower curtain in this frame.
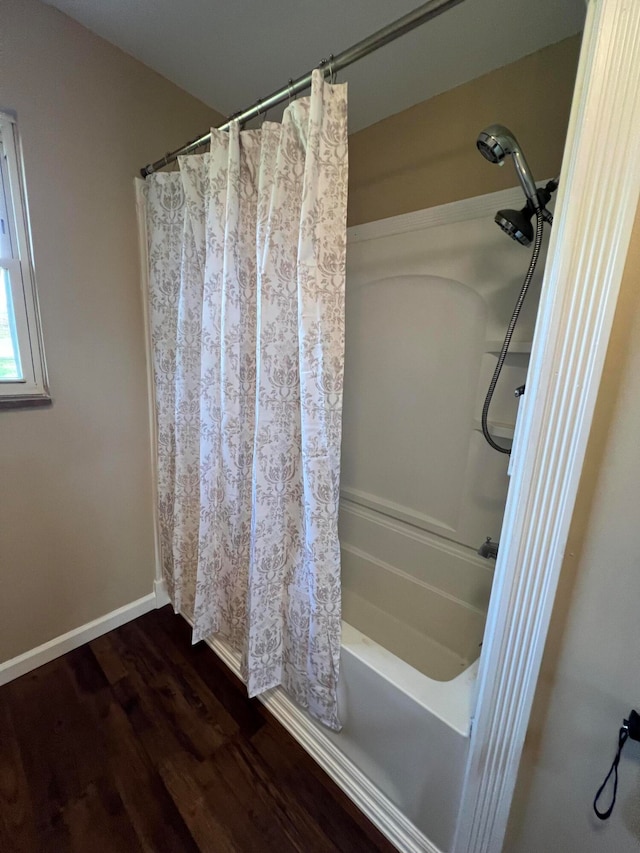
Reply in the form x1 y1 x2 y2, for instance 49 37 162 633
137 70 348 729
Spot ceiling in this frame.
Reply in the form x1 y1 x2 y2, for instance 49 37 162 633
43 0 585 133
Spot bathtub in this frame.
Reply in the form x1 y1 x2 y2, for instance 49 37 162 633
325 623 479 852
315 499 490 851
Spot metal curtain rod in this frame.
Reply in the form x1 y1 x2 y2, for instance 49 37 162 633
140 0 465 177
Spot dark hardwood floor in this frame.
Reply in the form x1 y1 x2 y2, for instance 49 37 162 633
0 606 395 852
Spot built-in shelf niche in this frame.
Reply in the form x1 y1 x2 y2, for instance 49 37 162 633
474 341 532 440
472 419 515 440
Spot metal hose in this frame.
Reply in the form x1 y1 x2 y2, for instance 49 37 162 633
481 208 544 454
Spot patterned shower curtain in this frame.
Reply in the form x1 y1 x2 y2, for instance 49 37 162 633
136 70 348 729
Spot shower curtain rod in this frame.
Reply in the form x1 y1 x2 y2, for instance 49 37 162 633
140 0 465 177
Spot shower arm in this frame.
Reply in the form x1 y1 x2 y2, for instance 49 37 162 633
511 148 540 208
140 0 466 177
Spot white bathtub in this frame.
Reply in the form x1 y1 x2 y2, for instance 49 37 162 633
330 621 479 852
311 502 489 852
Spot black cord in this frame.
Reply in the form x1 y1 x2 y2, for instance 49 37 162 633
593 726 629 820
593 711 640 820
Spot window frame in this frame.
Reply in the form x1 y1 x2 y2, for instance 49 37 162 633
0 111 49 408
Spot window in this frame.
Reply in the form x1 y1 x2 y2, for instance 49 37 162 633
0 111 49 407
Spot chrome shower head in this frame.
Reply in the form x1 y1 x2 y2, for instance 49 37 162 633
477 124 540 209
476 128 508 164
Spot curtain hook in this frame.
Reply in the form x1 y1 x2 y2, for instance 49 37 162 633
329 54 337 84
229 110 245 131
288 79 295 105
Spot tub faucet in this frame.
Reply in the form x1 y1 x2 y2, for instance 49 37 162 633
478 537 499 560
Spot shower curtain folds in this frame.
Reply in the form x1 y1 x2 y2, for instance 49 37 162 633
138 71 348 730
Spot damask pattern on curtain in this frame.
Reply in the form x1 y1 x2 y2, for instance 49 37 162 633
138 71 348 729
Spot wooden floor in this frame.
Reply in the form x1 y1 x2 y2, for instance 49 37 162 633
0 607 395 852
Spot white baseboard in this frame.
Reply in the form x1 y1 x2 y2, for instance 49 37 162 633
204 629 442 853
0 592 158 686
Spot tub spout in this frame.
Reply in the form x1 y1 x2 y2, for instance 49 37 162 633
478 537 499 560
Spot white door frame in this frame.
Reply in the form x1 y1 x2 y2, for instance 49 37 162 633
455 1 640 850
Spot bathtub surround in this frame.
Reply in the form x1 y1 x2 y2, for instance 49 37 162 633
139 72 348 729
340 184 551 682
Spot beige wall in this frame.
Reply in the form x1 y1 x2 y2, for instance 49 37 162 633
0 0 223 661
348 36 581 226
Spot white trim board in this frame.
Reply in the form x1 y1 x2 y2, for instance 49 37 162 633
0 591 162 686
455 1 640 851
